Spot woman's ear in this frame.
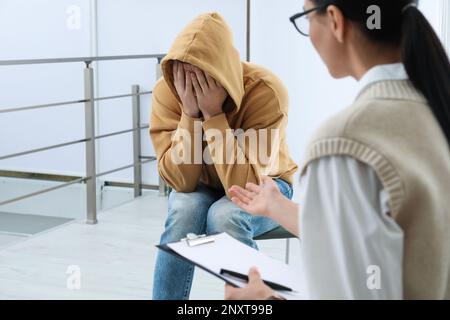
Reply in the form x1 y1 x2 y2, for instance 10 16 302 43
326 5 346 43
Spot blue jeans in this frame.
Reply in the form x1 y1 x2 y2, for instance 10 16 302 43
152 178 293 300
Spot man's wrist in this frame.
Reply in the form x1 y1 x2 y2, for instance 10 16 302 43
203 111 223 121
184 110 201 119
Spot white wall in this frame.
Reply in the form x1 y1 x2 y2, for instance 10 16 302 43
250 0 447 186
0 0 447 190
0 0 91 179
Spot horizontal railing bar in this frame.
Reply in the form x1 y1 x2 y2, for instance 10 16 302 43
94 124 150 140
0 91 153 115
94 91 152 102
1 125 152 160
0 170 82 182
0 158 156 207
95 128 135 140
0 99 87 114
0 176 87 206
140 156 157 160
96 158 155 178
104 181 159 191
95 164 132 178
0 54 165 66
0 138 89 161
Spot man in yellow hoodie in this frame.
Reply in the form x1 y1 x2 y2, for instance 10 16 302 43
150 12 298 300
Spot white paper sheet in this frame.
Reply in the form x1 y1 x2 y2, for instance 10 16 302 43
167 232 306 300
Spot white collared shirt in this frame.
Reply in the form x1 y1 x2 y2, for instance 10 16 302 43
298 63 407 300
357 63 408 96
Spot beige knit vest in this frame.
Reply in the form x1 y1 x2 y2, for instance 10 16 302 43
300 80 450 299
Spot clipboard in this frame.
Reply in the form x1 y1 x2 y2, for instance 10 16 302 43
157 242 242 288
156 232 304 298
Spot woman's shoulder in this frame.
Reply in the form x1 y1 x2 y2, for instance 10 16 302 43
310 80 431 142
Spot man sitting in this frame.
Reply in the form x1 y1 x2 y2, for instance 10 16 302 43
150 12 298 300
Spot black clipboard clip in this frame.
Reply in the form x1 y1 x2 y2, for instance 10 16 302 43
181 233 216 247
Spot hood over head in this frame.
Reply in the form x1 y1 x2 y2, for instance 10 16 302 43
161 12 245 113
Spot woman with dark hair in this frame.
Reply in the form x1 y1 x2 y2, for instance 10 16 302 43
227 0 450 299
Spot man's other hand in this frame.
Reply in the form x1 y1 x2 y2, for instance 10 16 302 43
172 60 200 118
189 66 228 120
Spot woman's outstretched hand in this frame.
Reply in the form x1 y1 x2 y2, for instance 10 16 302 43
230 176 300 236
228 176 282 218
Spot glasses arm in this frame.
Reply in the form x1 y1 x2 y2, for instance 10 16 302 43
289 7 320 23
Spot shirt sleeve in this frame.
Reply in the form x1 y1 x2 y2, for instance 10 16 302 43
149 81 203 193
298 156 404 300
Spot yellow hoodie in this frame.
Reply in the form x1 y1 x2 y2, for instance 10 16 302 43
150 12 298 195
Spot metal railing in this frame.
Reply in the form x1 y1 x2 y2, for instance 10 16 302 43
0 54 168 224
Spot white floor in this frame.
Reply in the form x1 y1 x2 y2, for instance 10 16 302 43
0 191 301 300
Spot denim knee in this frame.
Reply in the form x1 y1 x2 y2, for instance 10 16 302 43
206 198 252 235
167 192 201 225
162 189 217 242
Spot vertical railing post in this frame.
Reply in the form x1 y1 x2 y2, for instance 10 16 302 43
132 84 142 198
285 239 290 264
155 58 169 197
440 0 450 53
246 0 251 62
84 61 98 224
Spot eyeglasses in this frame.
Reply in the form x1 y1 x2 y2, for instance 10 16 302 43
289 4 328 37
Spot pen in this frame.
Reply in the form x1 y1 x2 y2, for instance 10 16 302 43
220 268 292 292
